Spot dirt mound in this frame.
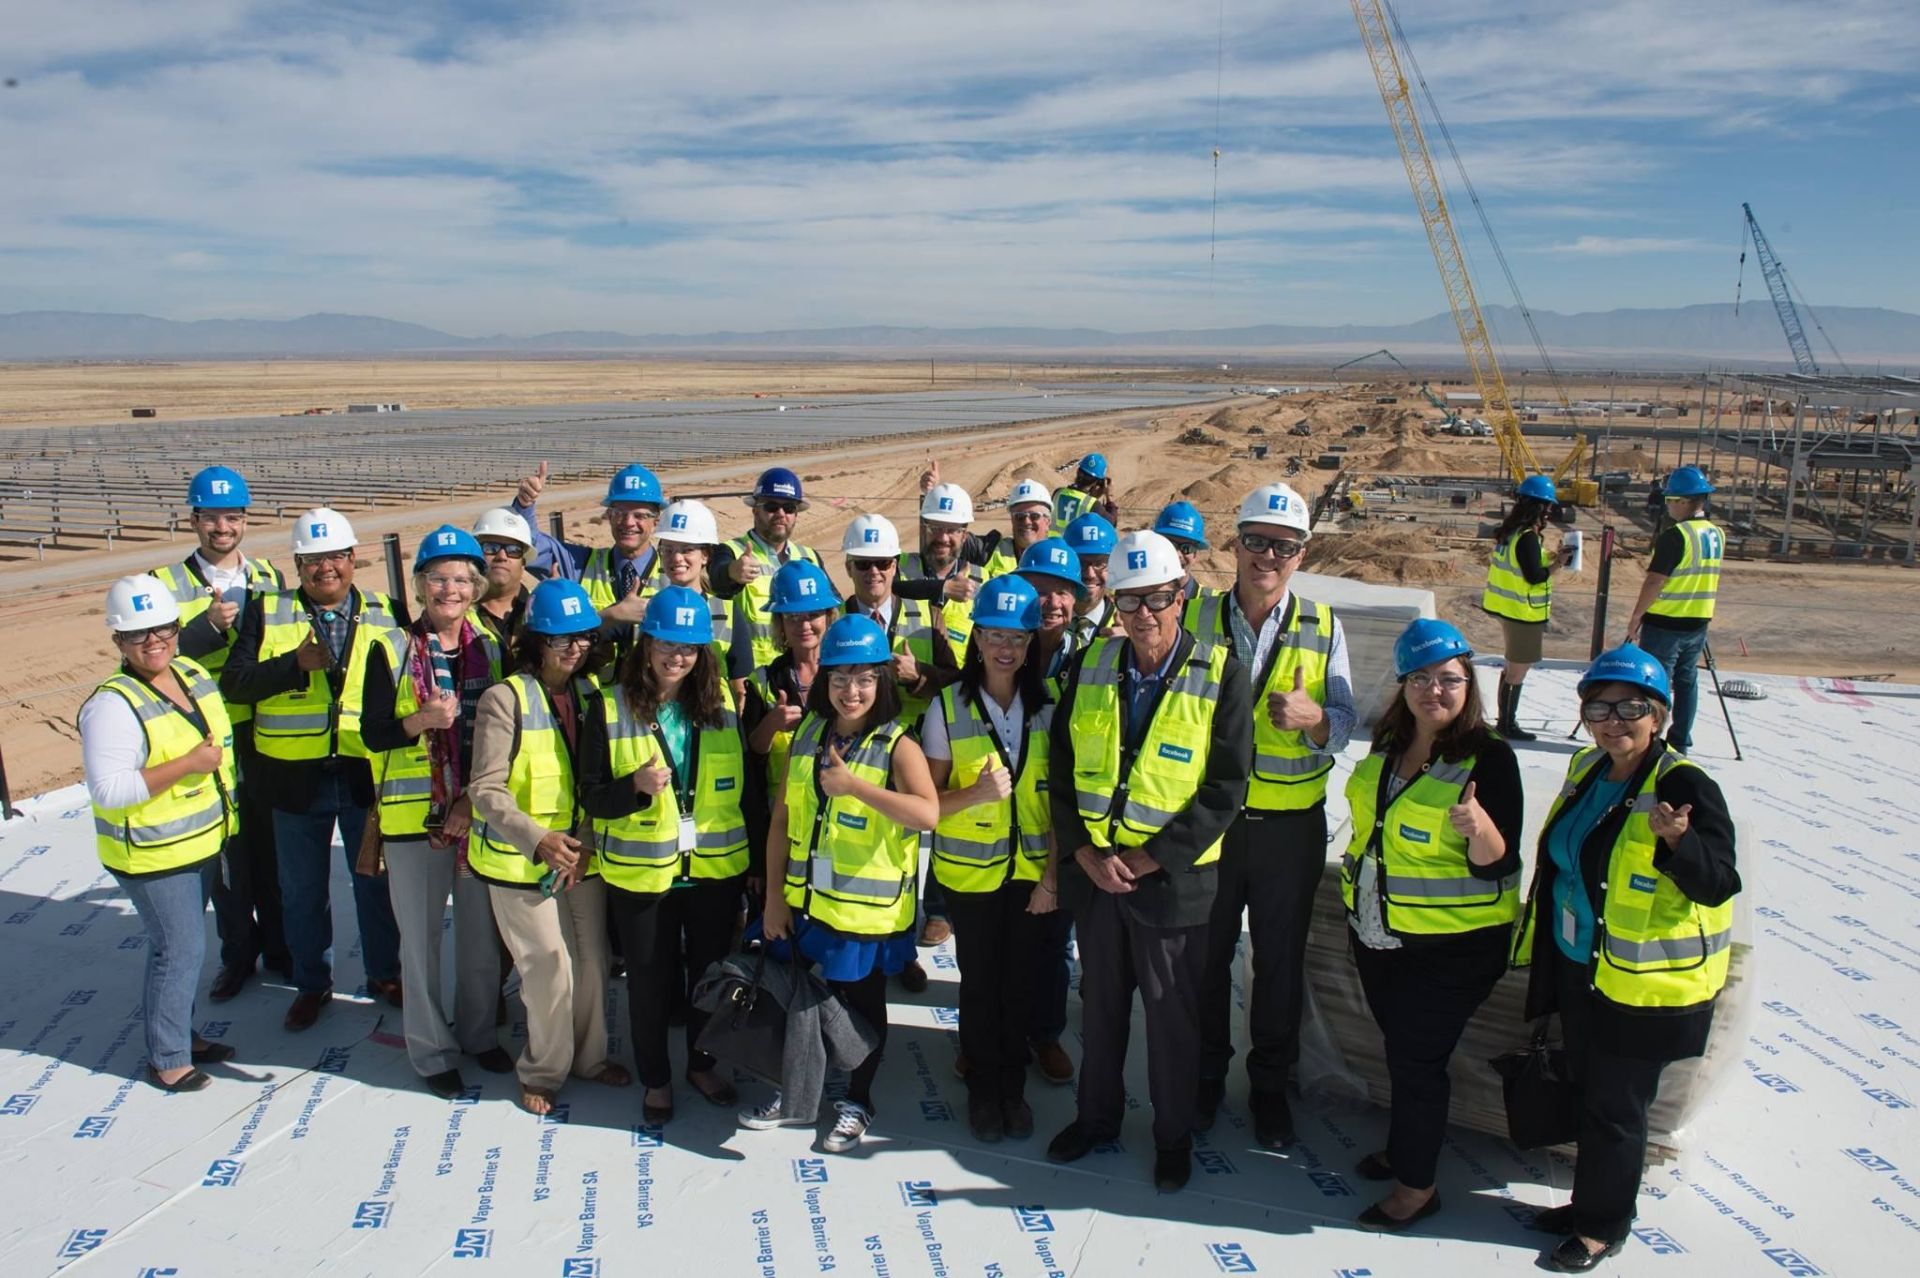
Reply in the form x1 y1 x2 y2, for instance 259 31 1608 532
1375 445 1462 472
1304 528 1463 586
1176 428 1224 446
1203 403 1282 434
978 457 1061 502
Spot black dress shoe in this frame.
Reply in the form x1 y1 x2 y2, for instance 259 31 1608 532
1528 1203 1577 1234
1194 1076 1226 1132
1251 1090 1295 1149
191 1039 237 1065
367 977 403 1008
1001 1096 1034 1140
686 1069 738 1108
473 1047 516 1075
425 1069 467 1100
1543 1236 1625 1273
1046 1121 1101 1164
968 1093 1005 1143
897 961 929 994
1355 1150 1394 1181
209 963 253 1003
266 953 295 980
1153 1146 1192 1192
643 1088 675 1125
149 1065 212 1093
284 987 333 1032
1356 1192 1442 1233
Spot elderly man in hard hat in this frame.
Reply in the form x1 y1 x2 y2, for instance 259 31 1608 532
708 467 827 672
1053 453 1119 527
1154 500 1216 604
511 459 668 617
151 465 291 1002
220 509 406 1031
1183 481 1357 1149
1623 466 1725 755
1047 531 1252 1192
470 507 535 644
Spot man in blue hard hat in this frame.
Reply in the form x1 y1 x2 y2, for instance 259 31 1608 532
152 465 292 1002
1154 500 1216 604
1624 466 1725 753
511 459 667 622
708 466 827 672
1053 453 1118 527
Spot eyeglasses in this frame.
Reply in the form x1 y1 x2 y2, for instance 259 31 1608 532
191 511 246 524
849 557 894 573
652 640 701 658
1010 509 1050 524
1113 590 1181 615
422 575 474 592
977 628 1031 648
827 670 880 690
1239 533 1305 559
1171 541 1202 558
480 542 526 559
608 505 659 521
542 633 595 650
1581 697 1656 723
1406 673 1470 692
116 623 181 643
758 501 801 515
297 550 352 566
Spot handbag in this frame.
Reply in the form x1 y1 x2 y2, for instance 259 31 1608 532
694 949 788 1086
1489 1016 1581 1149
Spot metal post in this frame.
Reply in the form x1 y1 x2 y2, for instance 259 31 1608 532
549 511 565 542
1701 642 1743 762
1780 396 1807 552
1588 524 1616 659
382 532 412 626
0 744 20 819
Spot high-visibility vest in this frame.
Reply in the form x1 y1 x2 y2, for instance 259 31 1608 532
900 552 983 653
982 542 1021 582
1512 747 1733 1010
1482 530 1552 623
747 664 804 803
1068 636 1228 865
1052 486 1095 527
1646 518 1724 623
726 535 824 672
1182 577 1218 606
251 588 403 762
846 596 939 723
87 657 237 876
1339 752 1518 936
593 686 749 893
930 685 1052 893
153 555 286 724
1183 591 1336 811
1068 596 1117 651
466 672 598 888
580 545 664 614
369 627 503 838
781 716 917 935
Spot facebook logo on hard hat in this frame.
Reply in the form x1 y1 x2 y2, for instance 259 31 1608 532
1127 551 1148 569
670 514 687 529
998 595 1018 612
675 607 698 627
562 598 582 616
211 479 232 494
311 522 327 537
799 578 817 595
937 497 953 511
132 594 153 612
437 533 454 546
863 529 879 543
1269 494 1288 511
623 476 640 490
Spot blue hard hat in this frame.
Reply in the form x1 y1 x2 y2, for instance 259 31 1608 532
1665 466 1715 498
187 465 251 509
769 559 840 613
525 578 600 636
1063 512 1117 557
1017 537 1084 594
750 467 808 509
414 524 485 571
972 574 1041 631
818 614 891 667
1517 475 1558 503
641 585 715 645
605 463 663 507
1153 500 1206 546
1579 643 1672 706
1077 453 1109 481
1393 618 1473 679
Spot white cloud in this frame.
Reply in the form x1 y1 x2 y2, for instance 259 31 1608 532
1543 236 1720 256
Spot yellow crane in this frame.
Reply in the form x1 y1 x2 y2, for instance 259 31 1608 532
1349 0 1595 503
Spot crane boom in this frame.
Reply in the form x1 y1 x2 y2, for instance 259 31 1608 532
1331 348 1409 374
1741 202 1819 375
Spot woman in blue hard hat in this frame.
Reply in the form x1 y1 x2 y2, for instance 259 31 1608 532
742 560 843 830
1015 537 1085 695
468 579 632 1115
1339 619 1524 1232
748 614 941 1152
1482 475 1574 741
923 575 1059 1142
80 575 240 1091
358 526 512 1098
1153 500 1216 603
580 586 759 1123
1623 466 1724 755
1514 644 1739 1272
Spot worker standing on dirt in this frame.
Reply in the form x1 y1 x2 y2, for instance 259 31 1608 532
1182 481 1355 1149
1623 467 1723 755
1153 500 1215 603
1052 453 1119 527
512 461 668 671
1482 476 1574 742
709 467 826 672
152 466 291 1003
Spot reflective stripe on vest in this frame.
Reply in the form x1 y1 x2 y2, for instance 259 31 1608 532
1339 753 1517 936
930 686 1052 892
782 716 917 933
372 628 502 838
852 596 939 723
901 553 982 650
1647 518 1723 621
153 556 284 721
1052 486 1094 527
1249 599 1335 811
749 665 799 805
89 658 236 875
466 672 593 887
593 686 748 893
581 546 665 613
251 588 402 761
1482 530 1551 623
727 536 824 672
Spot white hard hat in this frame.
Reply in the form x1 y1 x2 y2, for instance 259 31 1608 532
920 483 974 526
471 506 533 547
104 573 181 632
841 513 902 557
657 499 719 546
1106 531 1184 593
1237 482 1311 536
291 507 357 555
1008 478 1051 510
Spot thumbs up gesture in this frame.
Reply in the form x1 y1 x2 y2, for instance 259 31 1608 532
919 457 940 494
769 688 803 732
416 689 460 732
819 739 857 798
971 762 1013 804
633 760 672 796
1448 780 1490 841
1267 666 1325 732
1649 800 1693 847
517 460 549 507
295 632 332 672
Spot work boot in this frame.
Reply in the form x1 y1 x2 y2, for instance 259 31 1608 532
1498 683 1538 742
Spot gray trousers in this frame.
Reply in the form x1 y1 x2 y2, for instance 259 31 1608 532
385 839 499 1077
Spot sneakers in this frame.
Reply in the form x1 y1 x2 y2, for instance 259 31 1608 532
822 1101 872 1153
737 1092 812 1131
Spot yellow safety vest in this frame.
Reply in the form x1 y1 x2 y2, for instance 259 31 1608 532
251 588 403 762
747 664 804 805
1482 529 1552 623
1647 518 1724 623
1513 747 1733 1010
847 596 940 724
782 716 917 935
88 658 237 876
1340 752 1518 936
982 542 1021 582
930 685 1052 893
466 672 598 888
369 627 503 838
580 545 664 614
593 686 749 893
1052 486 1095 527
726 535 825 672
900 551 983 653
1067 637 1227 865
153 556 286 725
1182 591 1336 811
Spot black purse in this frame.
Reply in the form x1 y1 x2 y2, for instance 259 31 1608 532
694 949 788 1086
1489 1017 1581 1149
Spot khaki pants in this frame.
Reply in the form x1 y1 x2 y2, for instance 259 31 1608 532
386 839 499 1077
488 876 612 1091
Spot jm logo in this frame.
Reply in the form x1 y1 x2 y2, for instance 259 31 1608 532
138 1270 181 1278
932 1006 959 1026
1752 1073 1801 1094
631 1124 664 1149
352 1201 391 1229
203 1158 242 1187
1195 1149 1237 1175
919 1099 954 1121
317 1046 352 1074
542 1103 572 1124
1861 1013 1902 1030
72 1116 114 1139
1013 1205 1054 1233
1 1094 37 1116
1632 1226 1687 1255
1761 1248 1823 1275
58 1229 108 1259
1308 1170 1354 1198
1864 1087 1913 1110
1206 1241 1257 1273
562 1259 602 1277
792 1158 829 1183
452 1228 492 1259
64 989 97 1005
899 1180 937 1208
1844 1147 1897 1172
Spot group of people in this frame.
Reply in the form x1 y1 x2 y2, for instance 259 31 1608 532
80 450 1738 1272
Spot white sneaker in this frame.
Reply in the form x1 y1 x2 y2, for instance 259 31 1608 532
822 1100 871 1153
737 1093 810 1130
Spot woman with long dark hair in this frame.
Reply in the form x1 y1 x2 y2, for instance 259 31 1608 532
1481 476 1573 740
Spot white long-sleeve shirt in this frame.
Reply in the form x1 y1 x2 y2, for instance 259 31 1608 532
79 690 153 810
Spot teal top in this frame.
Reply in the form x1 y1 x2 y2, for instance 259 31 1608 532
1548 775 1630 962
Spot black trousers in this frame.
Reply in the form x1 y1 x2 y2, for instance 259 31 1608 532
1199 805 1328 1095
1351 929 1508 1190
605 876 741 1089
831 966 889 1112
1554 948 1670 1244
1028 907 1075 1045
944 881 1041 1103
1074 889 1208 1151
212 724 288 970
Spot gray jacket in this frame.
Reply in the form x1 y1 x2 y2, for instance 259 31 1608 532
692 951 878 1123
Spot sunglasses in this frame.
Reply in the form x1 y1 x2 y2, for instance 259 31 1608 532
480 542 526 559
849 557 894 572
1010 509 1050 524
1114 591 1181 615
1239 533 1305 558
758 501 801 515
1581 697 1656 723
116 623 181 643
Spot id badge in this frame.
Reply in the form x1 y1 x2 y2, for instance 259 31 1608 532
677 814 697 855
1560 905 1578 949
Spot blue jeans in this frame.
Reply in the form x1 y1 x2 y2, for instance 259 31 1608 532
273 771 400 993
114 859 215 1072
1636 623 1709 751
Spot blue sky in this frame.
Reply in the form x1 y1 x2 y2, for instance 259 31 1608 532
3 0 1916 333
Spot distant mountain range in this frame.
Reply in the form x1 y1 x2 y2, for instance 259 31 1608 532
3 304 1918 366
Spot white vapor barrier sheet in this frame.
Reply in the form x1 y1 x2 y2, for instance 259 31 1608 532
2 664 1917 1276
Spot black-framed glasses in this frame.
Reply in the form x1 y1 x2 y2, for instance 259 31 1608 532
1406 673 1470 692
1113 590 1181 615
297 550 352 566
116 623 181 643
480 542 526 559
849 557 894 572
1239 533 1305 558
758 500 801 515
542 633 595 650
1581 697 1656 723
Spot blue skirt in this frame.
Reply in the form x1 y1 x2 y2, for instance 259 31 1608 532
750 917 917 984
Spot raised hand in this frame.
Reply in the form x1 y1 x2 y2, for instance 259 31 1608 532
729 554 763 584
633 761 672 796
891 649 919 686
943 574 977 603
818 740 857 798
208 598 240 633
416 690 460 732
1448 780 1491 841
295 633 332 672
971 763 1013 804
1648 801 1692 846
1267 666 1324 732
517 460 549 507
769 689 804 732
185 735 224 776
919 457 939 494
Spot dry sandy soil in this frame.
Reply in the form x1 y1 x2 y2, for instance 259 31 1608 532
5 368 1915 802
